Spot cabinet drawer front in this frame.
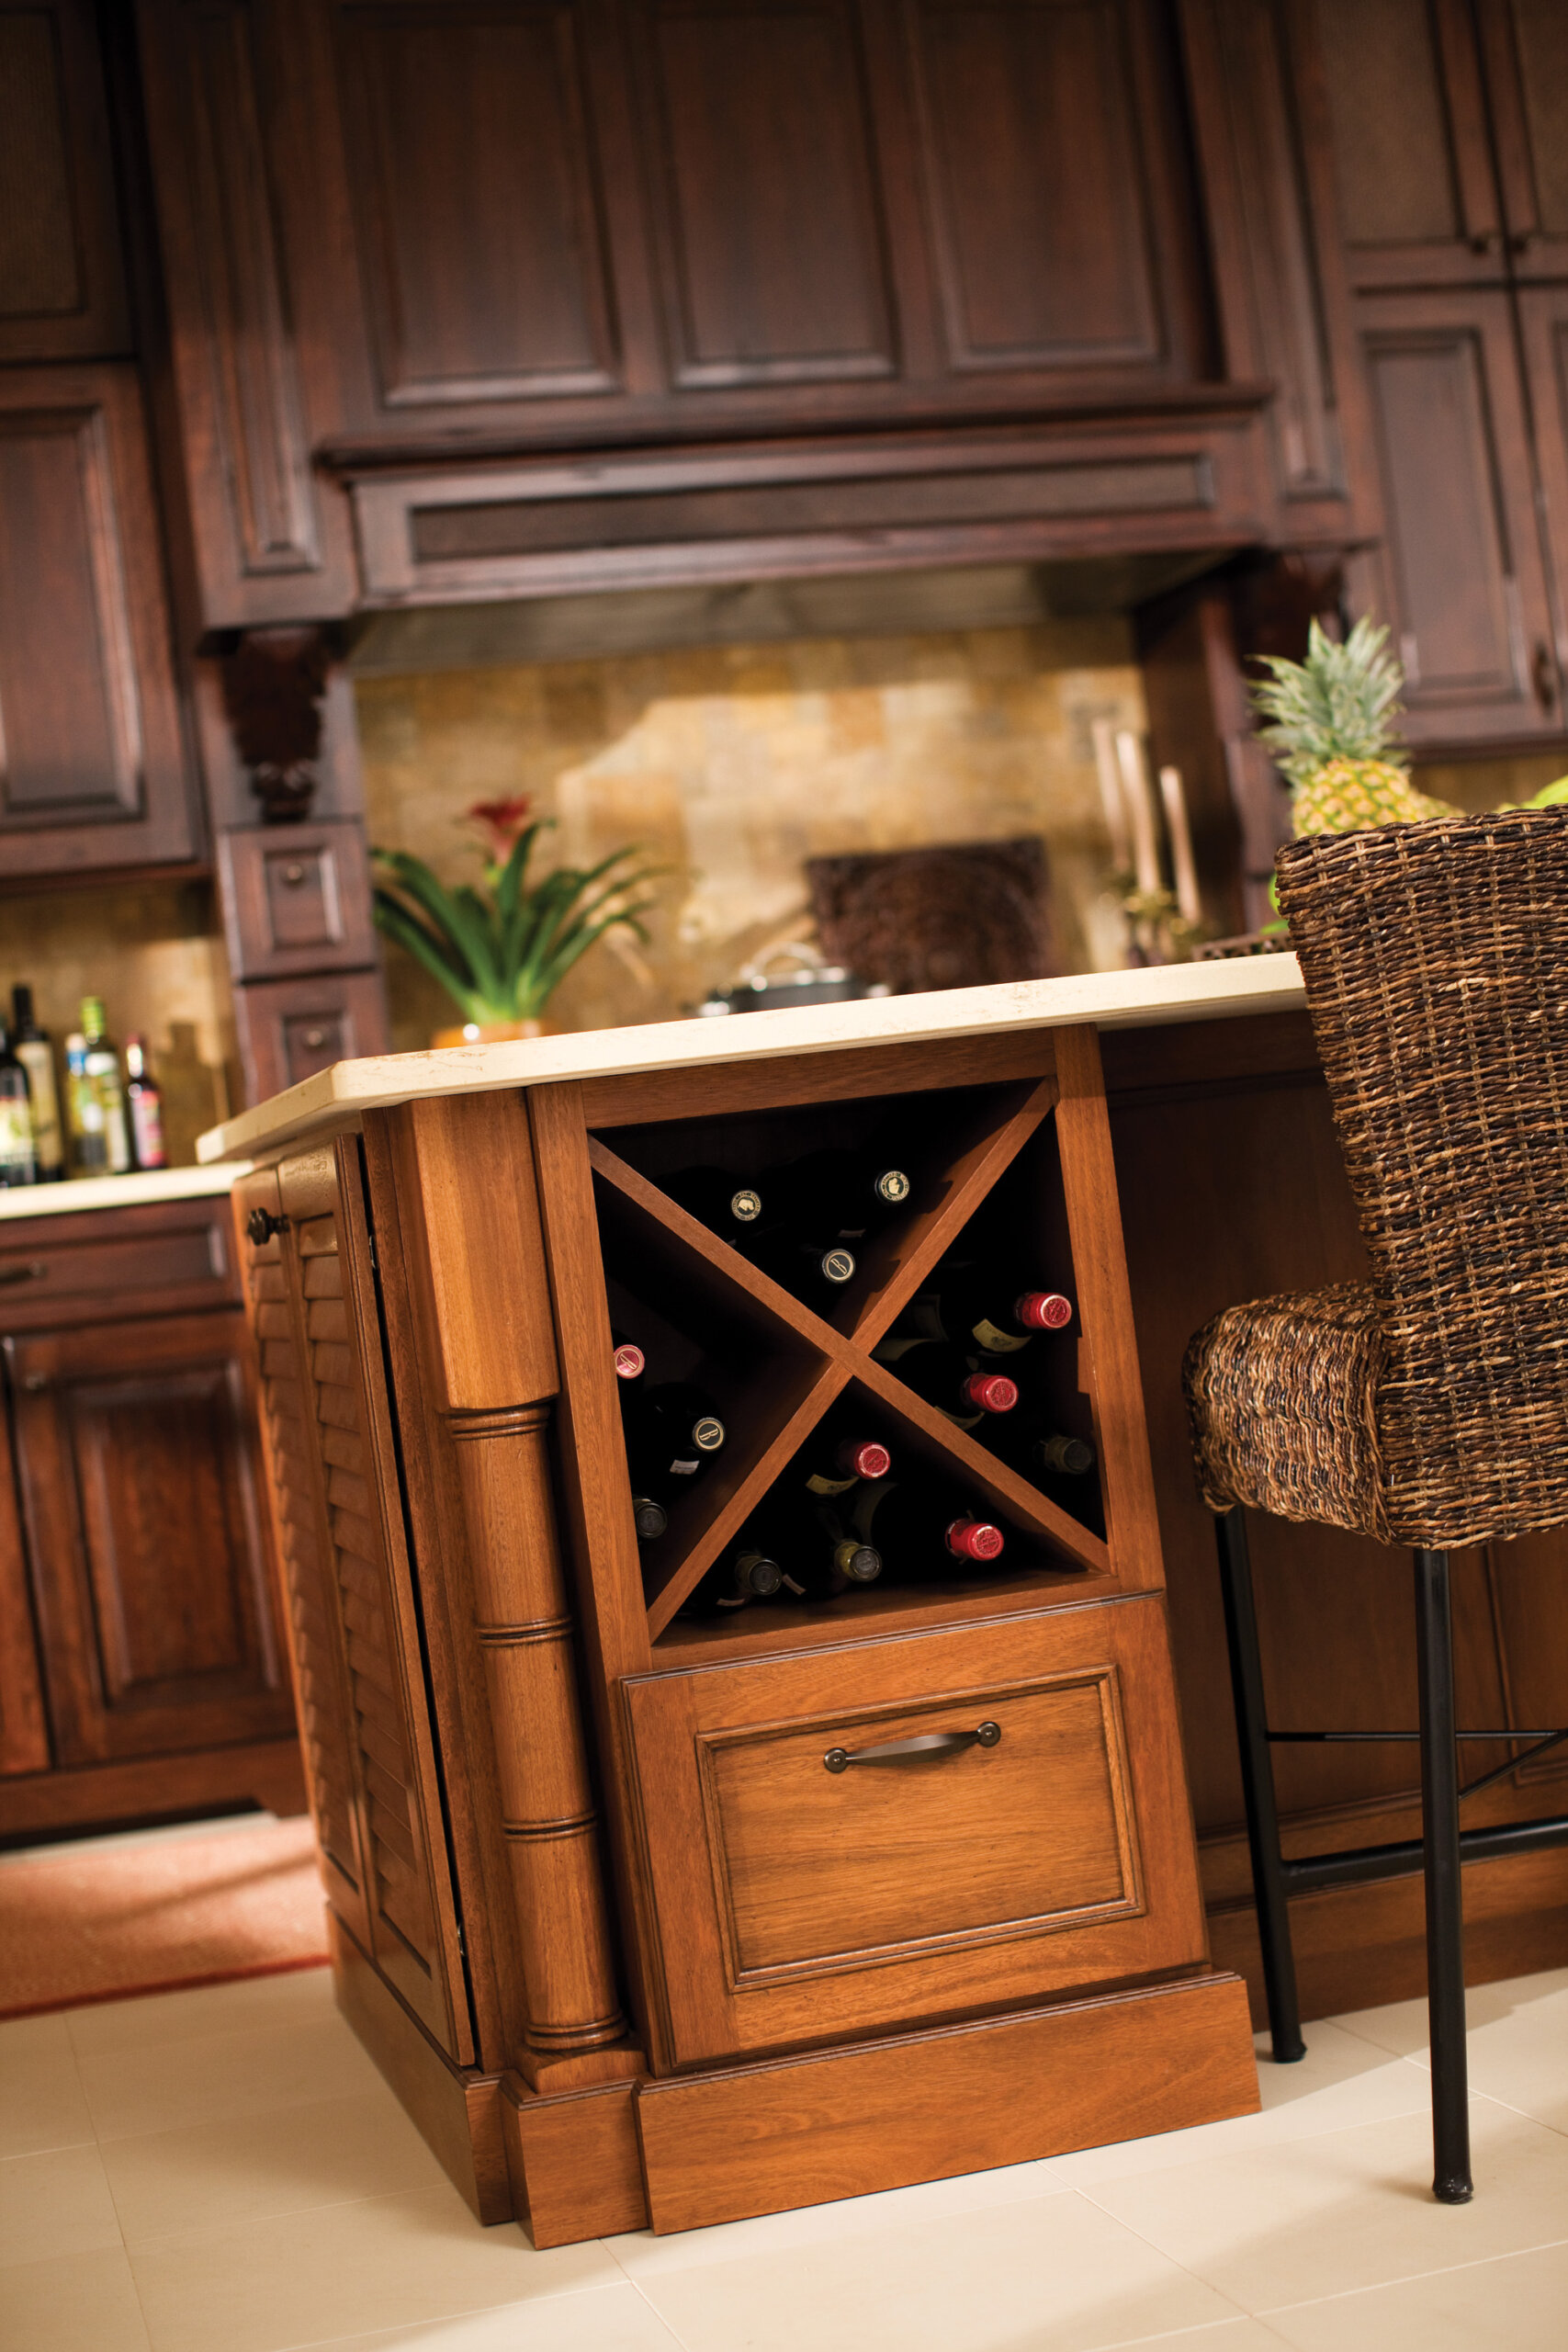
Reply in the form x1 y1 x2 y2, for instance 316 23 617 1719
0 1210 233 1329
623 1598 1206 2067
706 1670 1135 1982
219 822 378 980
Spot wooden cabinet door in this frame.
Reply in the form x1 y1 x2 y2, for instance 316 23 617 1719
4 1312 296 1767
1472 0 1568 285
623 1596 1207 2066
1314 0 1507 291
0 365 200 878
0 1394 50 1777
1348 288 1562 745
0 0 129 360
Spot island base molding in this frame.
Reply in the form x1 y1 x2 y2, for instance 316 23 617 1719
339 1923 1256 2246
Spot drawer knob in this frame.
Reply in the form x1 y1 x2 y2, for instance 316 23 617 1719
281 862 309 886
824 1720 1001 1772
246 1207 288 1247
0 1260 48 1287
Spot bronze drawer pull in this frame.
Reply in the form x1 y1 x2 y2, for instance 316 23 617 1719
246 1208 288 1246
823 1721 1001 1772
0 1261 48 1286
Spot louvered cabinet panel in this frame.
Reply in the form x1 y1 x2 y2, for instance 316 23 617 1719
239 1192 369 1942
294 1188 469 2060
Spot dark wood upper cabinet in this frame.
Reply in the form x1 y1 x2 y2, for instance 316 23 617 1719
0 0 130 360
1314 0 1568 292
908 0 1169 377
1517 285 1568 688
0 364 200 878
1348 288 1562 744
640 0 897 388
336 0 626 407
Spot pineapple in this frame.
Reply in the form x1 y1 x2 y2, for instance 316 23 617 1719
1249 617 1461 837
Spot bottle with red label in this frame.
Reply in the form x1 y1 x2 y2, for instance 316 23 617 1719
847 1479 1005 1577
871 1335 1018 1428
125 1036 167 1171
909 1267 1073 1357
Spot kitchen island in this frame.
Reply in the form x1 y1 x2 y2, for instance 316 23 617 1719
202 957 1568 2245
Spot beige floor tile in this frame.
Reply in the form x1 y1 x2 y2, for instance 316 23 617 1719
1335 1969 1568 2135
608 2144 1074 2278
101 2085 446 2246
128 2179 623 2352
1098 2329 1293 2352
0 2241 152 2352
0 2012 96 2159
282 2281 687 2351
1260 2240 1568 2350
630 2188 1247 2352
0 2140 123 2267
1049 2023 1432 2188
79 2011 384 2143
1081 2092 1568 2311
64 1964 337 2060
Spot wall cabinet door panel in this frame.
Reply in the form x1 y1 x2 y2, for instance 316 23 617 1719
1472 0 1568 285
336 0 625 408
640 0 897 389
5 1312 295 1767
0 365 199 878
0 0 129 360
1348 290 1561 744
1517 286 1568 685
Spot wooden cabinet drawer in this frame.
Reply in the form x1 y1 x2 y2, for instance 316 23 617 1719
0 1203 235 1331
218 822 378 981
623 1596 1207 2068
231 971 389 1106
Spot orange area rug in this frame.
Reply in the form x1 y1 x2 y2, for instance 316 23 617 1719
0 1815 331 2018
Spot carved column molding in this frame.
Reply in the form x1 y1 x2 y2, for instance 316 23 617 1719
447 1400 628 2072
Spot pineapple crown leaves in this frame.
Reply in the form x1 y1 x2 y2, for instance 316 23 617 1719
1248 617 1410 793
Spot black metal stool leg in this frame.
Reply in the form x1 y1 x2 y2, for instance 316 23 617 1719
1214 1508 1305 2063
1414 1548 1472 2203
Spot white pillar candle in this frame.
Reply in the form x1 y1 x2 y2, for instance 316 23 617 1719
1158 763 1203 926
1090 718 1133 872
1115 729 1164 899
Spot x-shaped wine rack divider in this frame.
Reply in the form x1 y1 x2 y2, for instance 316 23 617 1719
586 1071 1111 1640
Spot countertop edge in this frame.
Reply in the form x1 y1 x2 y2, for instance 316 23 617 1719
0 1162 254 1223
197 957 1306 1165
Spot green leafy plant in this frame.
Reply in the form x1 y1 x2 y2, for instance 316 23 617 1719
372 797 666 1027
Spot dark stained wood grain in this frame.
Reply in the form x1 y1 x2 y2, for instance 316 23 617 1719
635 1970 1257 2232
231 970 389 1109
218 820 380 983
0 0 129 361
0 1200 236 1334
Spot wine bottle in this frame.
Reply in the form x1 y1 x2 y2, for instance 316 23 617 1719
0 1024 38 1188
80 998 132 1175
747 1222 857 1295
683 1546 784 1612
744 1488 883 1599
611 1329 647 1385
622 1383 728 1502
629 1494 668 1544
912 1268 1073 1356
847 1479 1005 1573
797 1423 893 1497
63 1033 107 1177
10 988 63 1182
872 1335 1017 1426
125 1036 167 1171
773 1148 911 1241
1030 1430 1096 1477
662 1164 763 1238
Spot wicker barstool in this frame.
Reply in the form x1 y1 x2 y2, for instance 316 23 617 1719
1183 806 1568 2204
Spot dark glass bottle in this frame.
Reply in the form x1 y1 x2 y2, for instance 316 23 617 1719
871 1335 1017 1426
125 1036 167 1171
847 1479 1005 1573
0 1024 39 1187
912 1268 1073 1357
745 1488 882 1599
10 987 63 1182
797 1421 893 1498
621 1383 728 1505
611 1329 647 1386
682 1546 784 1612
1029 1430 1096 1477
80 997 131 1175
746 1221 857 1296
662 1164 764 1239
773 1147 911 1241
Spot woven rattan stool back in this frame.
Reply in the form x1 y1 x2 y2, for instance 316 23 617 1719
1275 807 1568 1550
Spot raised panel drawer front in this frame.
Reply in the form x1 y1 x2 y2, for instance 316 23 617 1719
623 1595 1206 2067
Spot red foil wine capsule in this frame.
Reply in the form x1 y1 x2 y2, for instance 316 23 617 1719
1016 1291 1073 1331
613 1341 646 1380
945 1517 1005 1562
960 1370 1019 1413
839 1438 892 1480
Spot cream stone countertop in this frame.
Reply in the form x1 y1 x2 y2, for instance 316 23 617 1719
0 1162 251 1223
198 956 1304 1166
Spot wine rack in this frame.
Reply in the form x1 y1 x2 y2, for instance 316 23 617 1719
585 1065 1123 1655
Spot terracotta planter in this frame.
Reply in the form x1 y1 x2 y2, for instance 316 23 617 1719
430 1017 549 1048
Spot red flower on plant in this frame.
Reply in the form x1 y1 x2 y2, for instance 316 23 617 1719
465 797 534 857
